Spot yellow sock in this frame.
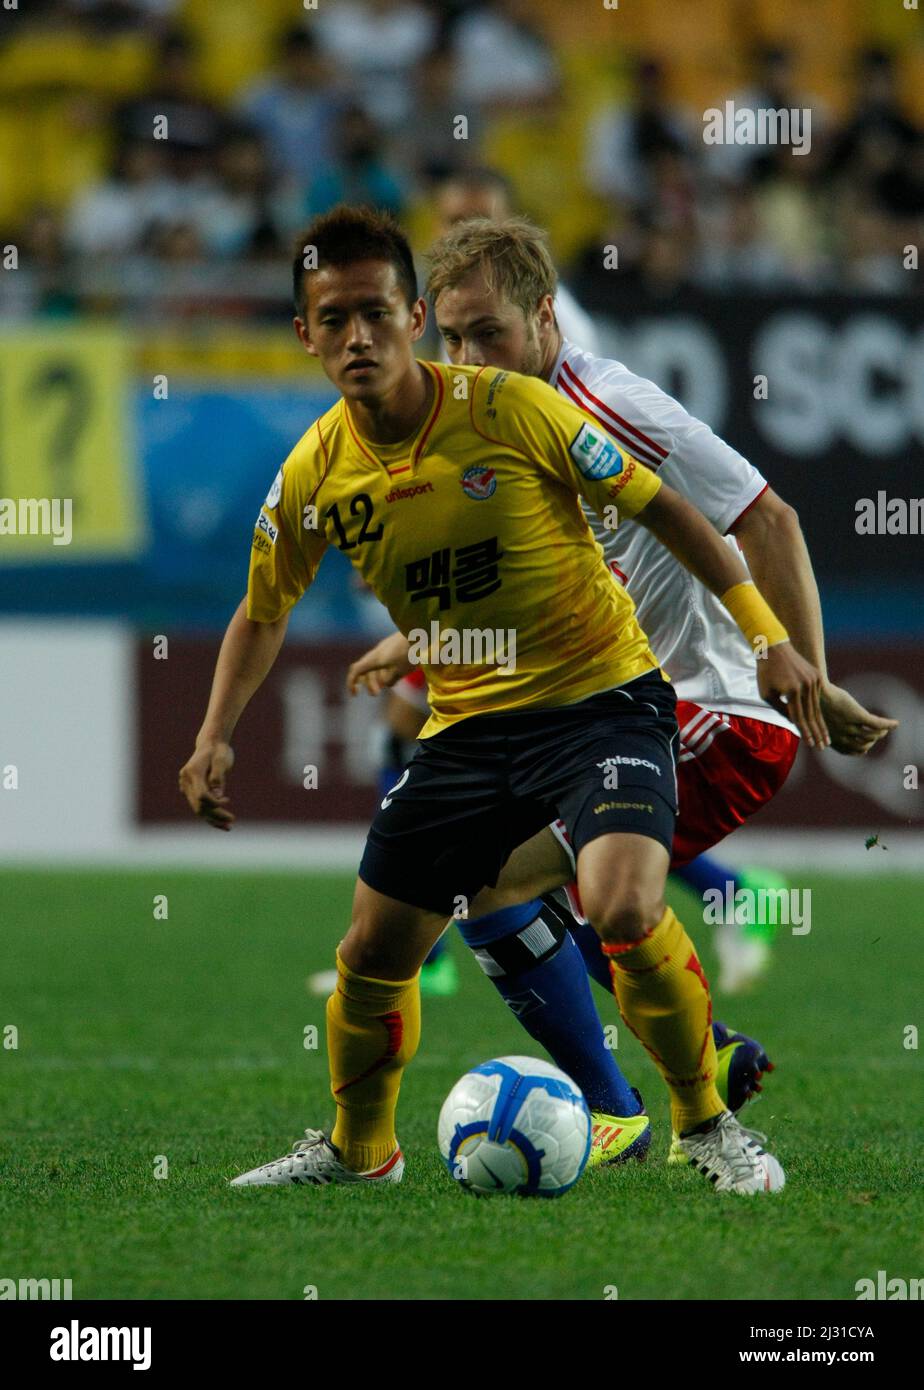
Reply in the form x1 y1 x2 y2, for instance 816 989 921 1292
603 907 724 1135
326 948 420 1172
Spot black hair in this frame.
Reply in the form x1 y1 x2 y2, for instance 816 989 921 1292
280 25 317 57
436 166 516 204
291 204 418 321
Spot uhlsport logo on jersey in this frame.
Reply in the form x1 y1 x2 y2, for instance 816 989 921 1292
386 481 434 504
569 423 624 481
460 466 497 500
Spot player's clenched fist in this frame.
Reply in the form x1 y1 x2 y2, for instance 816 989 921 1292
757 644 828 749
179 741 236 830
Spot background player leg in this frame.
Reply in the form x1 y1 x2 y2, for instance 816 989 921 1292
675 853 787 994
381 689 459 996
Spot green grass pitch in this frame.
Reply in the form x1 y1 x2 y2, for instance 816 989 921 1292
1 868 921 1301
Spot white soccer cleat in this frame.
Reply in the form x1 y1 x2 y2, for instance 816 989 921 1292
230 1129 404 1188
715 924 771 995
674 1111 785 1194
306 968 339 997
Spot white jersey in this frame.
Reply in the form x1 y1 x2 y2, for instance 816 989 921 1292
550 338 797 734
553 284 599 355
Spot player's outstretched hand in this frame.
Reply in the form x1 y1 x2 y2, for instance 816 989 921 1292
178 741 236 830
757 643 829 749
819 682 899 756
347 631 413 696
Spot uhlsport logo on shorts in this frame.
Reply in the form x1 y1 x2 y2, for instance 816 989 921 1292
461 466 497 500
569 423 624 481
597 756 661 778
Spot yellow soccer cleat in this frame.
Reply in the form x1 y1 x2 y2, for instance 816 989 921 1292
586 1093 651 1168
667 1133 688 1166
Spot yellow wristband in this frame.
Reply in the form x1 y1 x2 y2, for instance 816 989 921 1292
720 581 789 651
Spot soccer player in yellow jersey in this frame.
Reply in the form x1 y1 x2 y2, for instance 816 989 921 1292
179 206 825 1195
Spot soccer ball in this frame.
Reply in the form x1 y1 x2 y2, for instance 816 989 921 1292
438 1055 592 1197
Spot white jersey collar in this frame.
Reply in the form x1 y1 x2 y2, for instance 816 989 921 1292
549 337 583 391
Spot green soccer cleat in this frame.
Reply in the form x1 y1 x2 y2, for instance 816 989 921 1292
715 865 790 994
306 952 460 1000
419 952 460 998
736 864 792 944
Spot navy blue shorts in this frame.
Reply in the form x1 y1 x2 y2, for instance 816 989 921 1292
358 669 678 916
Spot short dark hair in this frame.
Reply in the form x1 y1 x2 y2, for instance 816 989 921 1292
291 205 418 321
437 166 516 205
280 25 316 58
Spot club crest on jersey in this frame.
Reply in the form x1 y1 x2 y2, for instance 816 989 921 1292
570 422 624 481
460 465 497 500
265 468 283 509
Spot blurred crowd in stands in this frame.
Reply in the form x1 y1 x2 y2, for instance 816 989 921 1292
2 0 923 320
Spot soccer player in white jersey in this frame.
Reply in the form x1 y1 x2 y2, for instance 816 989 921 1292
348 215 896 1166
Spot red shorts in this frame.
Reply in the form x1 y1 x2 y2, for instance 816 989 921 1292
669 702 798 865
551 702 798 910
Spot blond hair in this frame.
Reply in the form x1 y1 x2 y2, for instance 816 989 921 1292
426 217 558 319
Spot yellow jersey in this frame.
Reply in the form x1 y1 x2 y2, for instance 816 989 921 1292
247 361 664 736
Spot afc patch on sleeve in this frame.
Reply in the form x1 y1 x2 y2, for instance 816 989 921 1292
569 422 624 481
